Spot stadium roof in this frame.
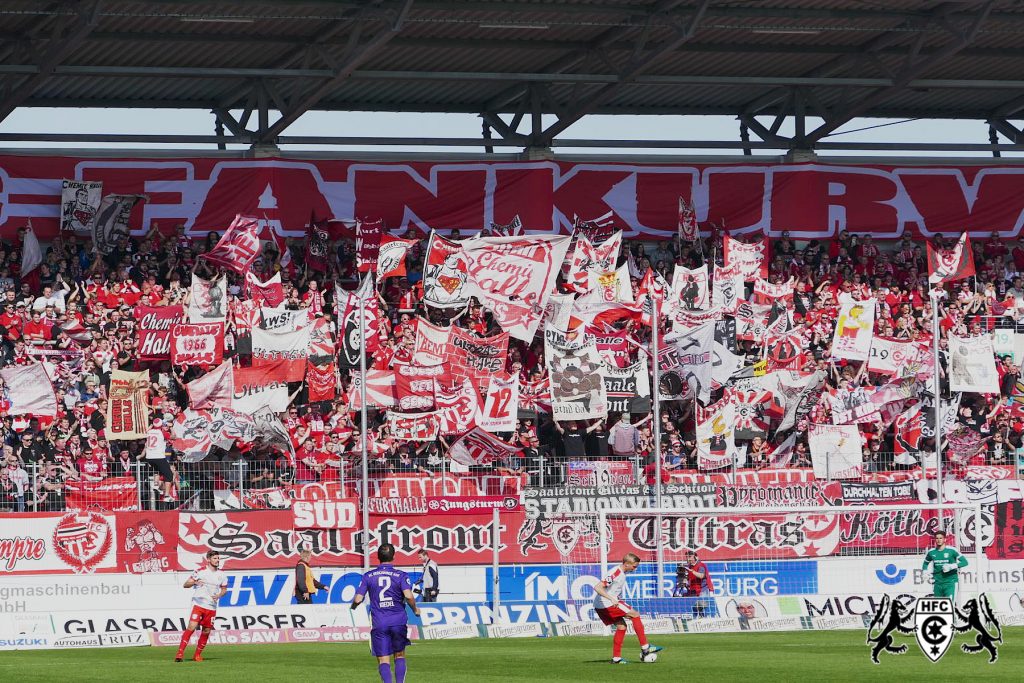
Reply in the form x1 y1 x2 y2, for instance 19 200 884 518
2 0 1024 152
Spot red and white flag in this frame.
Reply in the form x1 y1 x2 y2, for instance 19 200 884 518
233 362 290 413
348 369 396 409
478 374 518 433
422 232 469 308
245 271 285 307
200 214 261 274
488 215 523 236
376 235 417 279
435 378 479 435
356 219 384 272
678 197 698 242
305 215 331 273
135 305 184 361
927 233 976 284
447 427 520 466
461 235 571 341
0 362 57 416
723 236 769 281
306 361 337 402
186 360 234 410
252 326 310 382
413 318 451 365
170 322 224 367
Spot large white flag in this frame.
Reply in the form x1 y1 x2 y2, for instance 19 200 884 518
697 402 740 470
830 298 875 361
949 334 1000 393
661 322 715 403
0 363 57 416
809 424 863 479
670 265 710 313
545 326 608 420
188 274 228 323
461 235 571 341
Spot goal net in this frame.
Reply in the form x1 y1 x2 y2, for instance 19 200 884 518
557 504 985 629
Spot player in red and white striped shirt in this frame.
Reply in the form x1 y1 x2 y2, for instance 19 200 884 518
592 553 664 664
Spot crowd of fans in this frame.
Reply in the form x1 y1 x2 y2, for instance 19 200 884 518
0 224 1020 513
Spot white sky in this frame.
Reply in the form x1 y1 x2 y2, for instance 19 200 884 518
0 108 1015 159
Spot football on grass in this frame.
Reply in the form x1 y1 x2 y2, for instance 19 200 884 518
641 651 658 663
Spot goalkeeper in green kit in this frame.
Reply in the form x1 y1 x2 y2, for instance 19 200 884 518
922 531 968 598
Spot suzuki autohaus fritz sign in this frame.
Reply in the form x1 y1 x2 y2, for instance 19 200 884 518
866 594 1003 664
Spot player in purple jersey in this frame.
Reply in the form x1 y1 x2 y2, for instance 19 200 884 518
352 543 421 683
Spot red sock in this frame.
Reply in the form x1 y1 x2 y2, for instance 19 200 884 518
612 628 626 658
195 631 211 655
631 617 648 647
176 629 194 657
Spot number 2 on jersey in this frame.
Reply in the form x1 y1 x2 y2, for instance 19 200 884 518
377 575 391 600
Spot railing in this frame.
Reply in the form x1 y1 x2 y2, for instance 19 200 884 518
1 451 1019 514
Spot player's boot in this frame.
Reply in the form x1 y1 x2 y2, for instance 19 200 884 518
193 654 204 662
611 658 630 664
642 645 664 655
174 656 183 662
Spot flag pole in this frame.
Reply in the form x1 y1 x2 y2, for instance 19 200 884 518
930 289 944 518
651 299 665 597
358 276 371 570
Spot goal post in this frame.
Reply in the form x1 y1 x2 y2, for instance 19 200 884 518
556 503 986 624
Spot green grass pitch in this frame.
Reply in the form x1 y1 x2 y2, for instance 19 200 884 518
1 629 1020 682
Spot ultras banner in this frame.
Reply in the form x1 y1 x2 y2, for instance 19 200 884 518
12 157 1024 240
0 500 978 574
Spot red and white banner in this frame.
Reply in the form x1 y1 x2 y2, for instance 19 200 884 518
678 196 698 241
670 264 710 312
337 278 380 367
448 428 520 466
446 327 509 396
0 512 119 574
348 369 396 410
14 157 1024 241
479 374 518 433
306 361 337 402
388 411 440 441
376 235 417 279
245 272 285 307
461 235 571 341
393 363 443 412
830 299 875 362
252 326 310 382
292 498 358 529
0 362 57 416
233 362 290 413
170 322 224 367
186 359 234 409
435 378 480 435
65 477 138 512
422 232 469 308
135 305 184 361
425 496 522 514
200 214 261 274
723 237 769 281
106 370 150 440
928 232 976 284
868 338 933 377
412 318 451 365
356 219 383 272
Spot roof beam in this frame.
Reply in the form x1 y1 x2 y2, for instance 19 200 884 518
803 1 995 144
0 0 102 125
15 65 1024 91
255 0 414 142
